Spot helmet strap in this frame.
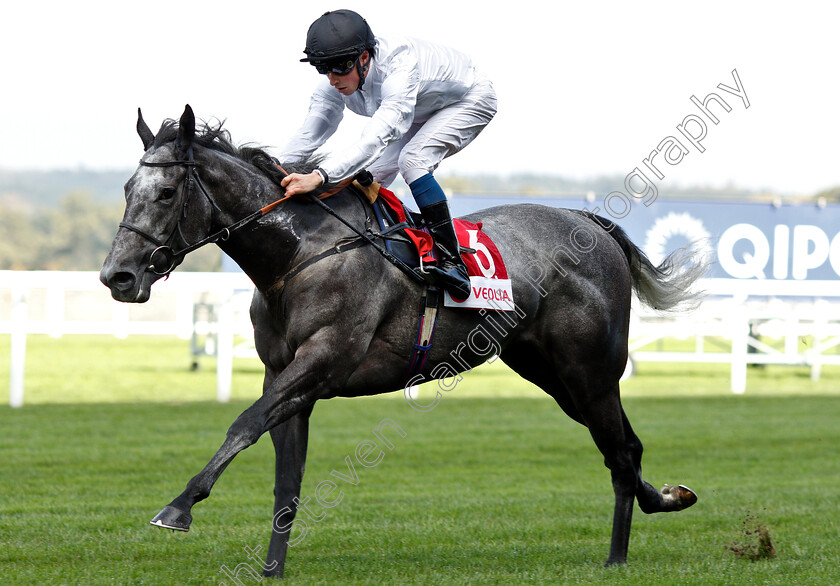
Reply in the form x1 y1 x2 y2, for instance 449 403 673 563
355 53 369 91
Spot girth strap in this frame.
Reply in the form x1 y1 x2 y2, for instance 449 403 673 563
267 237 369 295
404 285 441 386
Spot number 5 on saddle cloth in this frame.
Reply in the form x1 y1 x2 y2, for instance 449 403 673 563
363 181 514 312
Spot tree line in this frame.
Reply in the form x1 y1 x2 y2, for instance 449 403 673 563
0 191 219 271
2 168 828 273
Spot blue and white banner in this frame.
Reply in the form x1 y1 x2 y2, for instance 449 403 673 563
224 195 839 281
449 195 840 281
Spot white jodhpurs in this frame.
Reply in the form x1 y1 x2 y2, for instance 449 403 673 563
368 79 497 187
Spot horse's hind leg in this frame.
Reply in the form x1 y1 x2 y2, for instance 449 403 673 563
503 346 695 564
620 410 697 515
572 383 639 565
572 382 697 565
501 347 638 563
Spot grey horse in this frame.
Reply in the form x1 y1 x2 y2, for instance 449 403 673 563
100 105 703 577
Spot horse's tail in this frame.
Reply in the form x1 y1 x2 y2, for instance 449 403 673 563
574 210 709 312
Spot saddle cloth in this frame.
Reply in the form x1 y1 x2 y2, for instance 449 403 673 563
372 186 515 311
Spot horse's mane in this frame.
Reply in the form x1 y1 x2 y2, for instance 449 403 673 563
153 118 317 186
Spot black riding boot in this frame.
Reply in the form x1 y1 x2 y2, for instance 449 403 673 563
420 201 471 299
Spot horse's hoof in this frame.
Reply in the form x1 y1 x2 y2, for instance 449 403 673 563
150 505 192 531
661 484 698 512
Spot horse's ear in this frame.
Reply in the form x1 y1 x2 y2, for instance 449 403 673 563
176 104 196 158
137 108 155 151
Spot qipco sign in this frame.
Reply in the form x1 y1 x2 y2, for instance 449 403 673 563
602 200 840 281
719 223 840 280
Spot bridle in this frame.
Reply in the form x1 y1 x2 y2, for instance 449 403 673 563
119 146 425 287
119 148 294 277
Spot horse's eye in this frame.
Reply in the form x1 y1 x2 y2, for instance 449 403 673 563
159 186 177 201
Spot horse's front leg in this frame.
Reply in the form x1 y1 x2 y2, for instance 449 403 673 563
262 406 313 578
150 334 349 532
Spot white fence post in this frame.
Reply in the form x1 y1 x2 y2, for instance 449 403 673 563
811 299 829 381
730 313 749 394
9 287 28 408
216 287 234 403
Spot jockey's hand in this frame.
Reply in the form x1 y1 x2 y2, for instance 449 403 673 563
281 171 324 196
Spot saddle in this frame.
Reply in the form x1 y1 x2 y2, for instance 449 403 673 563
352 175 471 271
364 187 435 269
350 176 514 311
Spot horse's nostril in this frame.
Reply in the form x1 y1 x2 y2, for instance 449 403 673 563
111 272 136 291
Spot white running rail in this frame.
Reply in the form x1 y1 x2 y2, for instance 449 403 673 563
2 271 839 405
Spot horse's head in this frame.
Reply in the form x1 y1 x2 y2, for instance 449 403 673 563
101 104 214 302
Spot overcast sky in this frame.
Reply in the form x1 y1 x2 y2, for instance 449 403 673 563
2 1 837 196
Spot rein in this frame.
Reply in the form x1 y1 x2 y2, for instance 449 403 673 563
121 152 424 290
119 154 352 277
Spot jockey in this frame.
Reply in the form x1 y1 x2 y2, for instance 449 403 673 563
280 9 497 298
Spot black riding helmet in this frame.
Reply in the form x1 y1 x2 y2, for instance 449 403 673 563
300 10 376 88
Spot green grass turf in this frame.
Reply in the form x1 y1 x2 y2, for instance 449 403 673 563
1 335 839 584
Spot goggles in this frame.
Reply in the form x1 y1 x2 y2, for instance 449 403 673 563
313 57 357 76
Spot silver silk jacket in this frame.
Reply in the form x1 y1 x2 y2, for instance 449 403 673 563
282 35 491 183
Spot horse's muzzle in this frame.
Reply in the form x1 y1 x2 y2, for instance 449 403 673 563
100 263 154 303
